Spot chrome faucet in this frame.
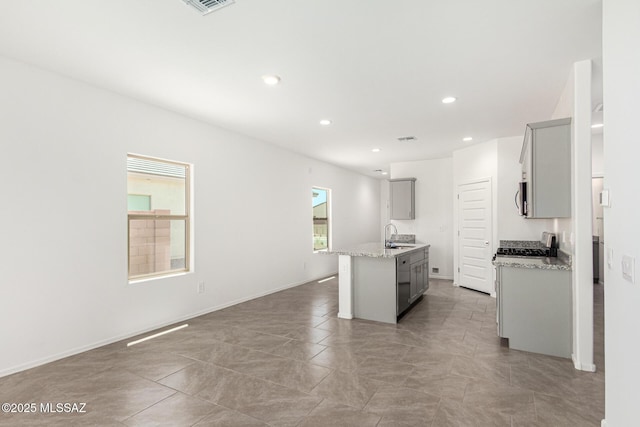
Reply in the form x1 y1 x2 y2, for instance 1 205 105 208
384 223 398 248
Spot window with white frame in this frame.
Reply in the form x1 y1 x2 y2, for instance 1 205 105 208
127 154 190 280
312 187 330 251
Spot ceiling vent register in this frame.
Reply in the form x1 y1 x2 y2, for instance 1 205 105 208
181 0 235 15
397 136 417 142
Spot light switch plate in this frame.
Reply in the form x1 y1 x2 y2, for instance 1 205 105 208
600 190 611 207
622 255 635 283
607 247 613 269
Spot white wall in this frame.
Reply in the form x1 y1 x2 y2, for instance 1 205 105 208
592 132 604 176
603 0 640 424
551 70 576 255
380 180 390 242
453 137 563 289
452 141 498 286
496 136 555 241
0 56 381 376
573 60 596 372
389 158 454 279
551 60 595 372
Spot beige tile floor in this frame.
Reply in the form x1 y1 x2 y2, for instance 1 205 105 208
0 278 605 426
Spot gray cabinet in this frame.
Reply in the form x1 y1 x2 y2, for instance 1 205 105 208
390 178 416 220
421 256 429 294
496 265 572 358
520 118 571 218
409 262 422 303
409 248 429 302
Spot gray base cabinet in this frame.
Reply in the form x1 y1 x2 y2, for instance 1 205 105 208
497 266 572 358
409 248 429 304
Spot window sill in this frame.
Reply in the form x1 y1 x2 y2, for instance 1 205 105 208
128 271 192 285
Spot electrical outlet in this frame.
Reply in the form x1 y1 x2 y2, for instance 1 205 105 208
197 281 205 294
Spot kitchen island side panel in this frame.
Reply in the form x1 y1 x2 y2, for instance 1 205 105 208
353 256 397 324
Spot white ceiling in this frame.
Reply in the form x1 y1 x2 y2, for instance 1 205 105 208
0 0 602 177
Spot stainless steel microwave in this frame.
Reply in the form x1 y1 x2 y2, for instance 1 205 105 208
517 181 528 216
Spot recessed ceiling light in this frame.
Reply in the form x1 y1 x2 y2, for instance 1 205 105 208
463 137 473 142
591 123 604 129
319 119 332 126
442 96 457 104
381 172 388 175
262 75 281 86
372 148 381 153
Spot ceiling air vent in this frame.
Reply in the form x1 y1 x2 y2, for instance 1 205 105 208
181 0 235 15
397 136 417 142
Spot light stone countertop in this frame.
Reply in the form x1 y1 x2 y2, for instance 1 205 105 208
492 254 572 271
324 242 430 258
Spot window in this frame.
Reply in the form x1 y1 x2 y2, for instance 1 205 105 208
127 154 190 280
312 187 330 251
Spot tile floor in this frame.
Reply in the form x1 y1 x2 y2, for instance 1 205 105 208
0 278 605 426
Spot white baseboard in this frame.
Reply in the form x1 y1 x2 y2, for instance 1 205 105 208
337 313 353 320
601 419 608 427
430 274 454 281
572 353 597 372
0 273 332 378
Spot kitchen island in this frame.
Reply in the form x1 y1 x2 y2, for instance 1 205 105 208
326 242 430 324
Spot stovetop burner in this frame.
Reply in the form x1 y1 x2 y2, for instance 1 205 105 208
496 247 552 258
495 233 559 260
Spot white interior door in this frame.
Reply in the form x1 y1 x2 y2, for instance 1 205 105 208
458 179 493 294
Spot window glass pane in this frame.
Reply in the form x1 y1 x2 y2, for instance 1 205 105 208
129 219 186 278
313 188 328 251
127 194 151 211
127 158 186 216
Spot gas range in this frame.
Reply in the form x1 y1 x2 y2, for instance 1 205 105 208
495 247 552 258
493 232 558 260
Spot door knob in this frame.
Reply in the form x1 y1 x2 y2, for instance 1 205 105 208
484 241 490 246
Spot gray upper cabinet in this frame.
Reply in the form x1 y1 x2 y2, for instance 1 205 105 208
390 178 416 220
520 118 571 218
